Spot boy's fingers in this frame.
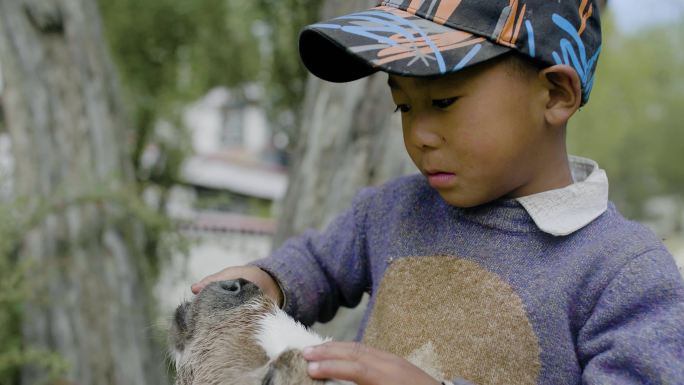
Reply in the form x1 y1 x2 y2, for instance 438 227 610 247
190 266 281 302
307 359 381 384
190 269 236 294
303 341 394 362
190 283 202 294
190 279 212 294
305 343 441 385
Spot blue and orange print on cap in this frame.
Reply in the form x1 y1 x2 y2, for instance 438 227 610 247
299 0 602 104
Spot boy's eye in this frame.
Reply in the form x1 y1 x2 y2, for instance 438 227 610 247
394 104 411 113
432 97 458 109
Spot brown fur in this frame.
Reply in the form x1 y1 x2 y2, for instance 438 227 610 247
168 279 325 385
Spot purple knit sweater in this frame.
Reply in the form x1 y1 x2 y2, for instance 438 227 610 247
252 174 684 385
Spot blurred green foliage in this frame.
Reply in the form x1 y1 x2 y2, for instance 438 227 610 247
2 2 324 381
568 13 684 218
254 0 324 125
98 0 323 188
94 0 329 264
99 0 259 188
0 201 68 384
0 186 186 384
100 0 261 108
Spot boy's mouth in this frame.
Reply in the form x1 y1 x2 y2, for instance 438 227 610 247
426 171 456 188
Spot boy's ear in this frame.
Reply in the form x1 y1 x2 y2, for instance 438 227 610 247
538 65 582 126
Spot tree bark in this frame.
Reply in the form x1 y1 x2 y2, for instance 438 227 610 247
0 0 167 384
274 0 414 247
272 0 415 340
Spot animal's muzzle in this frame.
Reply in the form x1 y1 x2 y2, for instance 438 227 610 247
218 278 254 295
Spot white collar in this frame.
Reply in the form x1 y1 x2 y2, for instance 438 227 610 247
516 156 609 236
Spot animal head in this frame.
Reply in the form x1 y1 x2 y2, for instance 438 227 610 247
169 278 275 385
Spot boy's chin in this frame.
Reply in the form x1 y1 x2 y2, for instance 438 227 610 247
437 190 490 208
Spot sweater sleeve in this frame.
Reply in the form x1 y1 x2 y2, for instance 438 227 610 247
249 187 375 326
577 247 684 384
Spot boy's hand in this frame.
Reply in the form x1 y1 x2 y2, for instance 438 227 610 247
303 342 442 385
191 265 283 307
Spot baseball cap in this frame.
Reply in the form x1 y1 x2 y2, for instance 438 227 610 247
299 0 602 103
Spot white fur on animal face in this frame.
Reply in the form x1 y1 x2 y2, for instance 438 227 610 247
173 340 197 373
173 349 185 371
255 309 354 385
255 307 330 360
256 310 354 385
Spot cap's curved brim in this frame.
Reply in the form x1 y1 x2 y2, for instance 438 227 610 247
300 6 512 82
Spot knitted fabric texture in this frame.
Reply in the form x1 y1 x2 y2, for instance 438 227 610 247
252 174 684 384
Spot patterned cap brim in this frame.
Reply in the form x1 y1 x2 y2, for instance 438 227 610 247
300 5 512 82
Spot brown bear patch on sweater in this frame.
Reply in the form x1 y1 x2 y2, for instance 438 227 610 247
363 256 541 385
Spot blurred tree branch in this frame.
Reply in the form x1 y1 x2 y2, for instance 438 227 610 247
0 0 169 383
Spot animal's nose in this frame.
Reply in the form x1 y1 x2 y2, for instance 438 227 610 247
218 278 249 294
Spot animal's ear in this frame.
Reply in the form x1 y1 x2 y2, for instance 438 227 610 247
169 301 193 352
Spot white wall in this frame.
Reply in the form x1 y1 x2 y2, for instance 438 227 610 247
155 228 367 341
156 230 273 319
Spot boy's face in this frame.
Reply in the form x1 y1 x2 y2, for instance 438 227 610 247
389 57 563 207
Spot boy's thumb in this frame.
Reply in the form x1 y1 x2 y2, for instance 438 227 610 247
190 281 205 295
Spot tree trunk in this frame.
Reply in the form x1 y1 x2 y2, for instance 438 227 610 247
0 0 167 384
273 0 415 340
274 0 414 246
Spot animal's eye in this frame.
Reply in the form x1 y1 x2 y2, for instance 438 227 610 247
432 97 458 109
394 104 411 113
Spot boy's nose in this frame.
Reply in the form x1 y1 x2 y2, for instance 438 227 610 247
408 123 445 150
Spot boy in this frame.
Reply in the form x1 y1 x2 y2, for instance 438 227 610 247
192 1 684 384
